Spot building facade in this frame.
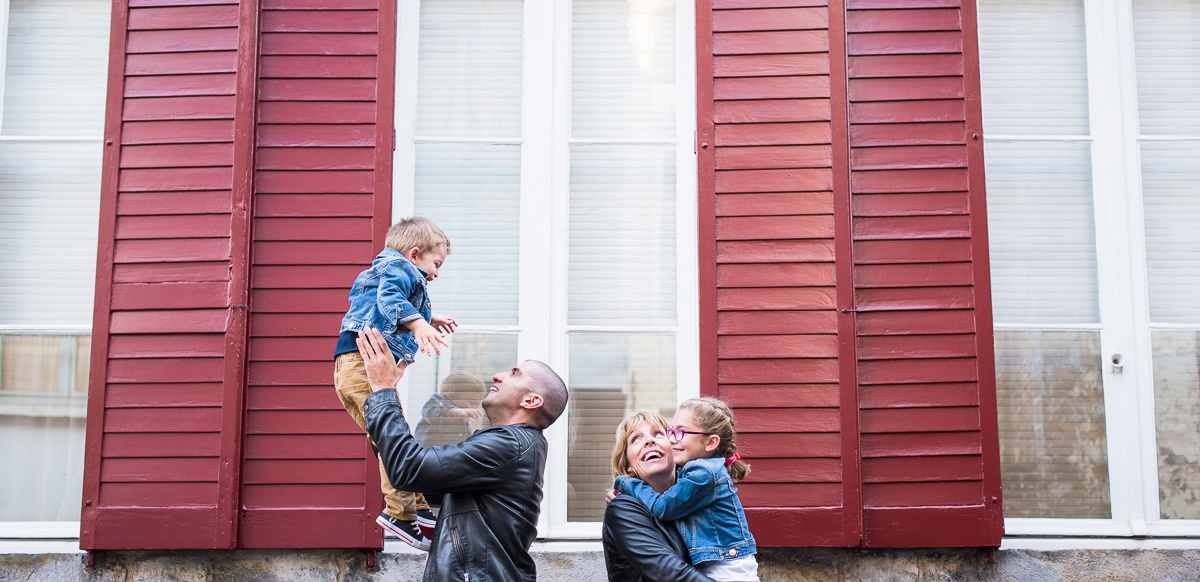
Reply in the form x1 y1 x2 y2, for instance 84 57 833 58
1 0 1197 556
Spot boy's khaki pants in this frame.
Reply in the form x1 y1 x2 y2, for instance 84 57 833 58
334 351 430 521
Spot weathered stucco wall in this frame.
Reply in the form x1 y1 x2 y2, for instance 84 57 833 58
4 547 1200 581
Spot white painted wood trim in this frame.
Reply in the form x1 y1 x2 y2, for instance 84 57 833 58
0 0 9 136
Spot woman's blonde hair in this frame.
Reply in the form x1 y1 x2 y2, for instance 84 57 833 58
385 216 451 257
611 411 671 479
678 397 751 481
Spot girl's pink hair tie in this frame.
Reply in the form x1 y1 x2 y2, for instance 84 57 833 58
726 453 740 466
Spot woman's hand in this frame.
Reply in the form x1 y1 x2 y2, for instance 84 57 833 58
357 327 406 392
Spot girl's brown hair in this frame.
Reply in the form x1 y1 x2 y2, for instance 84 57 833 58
611 411 671 479
677 397 751 481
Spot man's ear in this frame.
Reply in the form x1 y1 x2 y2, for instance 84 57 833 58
520 392 544 410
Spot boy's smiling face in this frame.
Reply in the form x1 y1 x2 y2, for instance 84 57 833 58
406 245 447 282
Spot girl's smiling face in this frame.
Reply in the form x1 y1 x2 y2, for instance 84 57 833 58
669 408 720 465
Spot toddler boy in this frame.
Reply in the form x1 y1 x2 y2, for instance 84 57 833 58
333 216 457 550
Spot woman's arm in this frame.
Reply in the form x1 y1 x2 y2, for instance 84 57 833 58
602 496 710 582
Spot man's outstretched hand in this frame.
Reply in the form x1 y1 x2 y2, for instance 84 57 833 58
357 327 405 392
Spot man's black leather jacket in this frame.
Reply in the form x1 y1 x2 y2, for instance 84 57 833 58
364 388 546 582
602 495 710 582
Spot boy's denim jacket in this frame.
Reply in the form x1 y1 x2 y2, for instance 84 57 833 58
340 247 431 363
614 456 757 565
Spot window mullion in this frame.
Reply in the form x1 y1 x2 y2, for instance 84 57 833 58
1082 0 1150 536
516 0 562 535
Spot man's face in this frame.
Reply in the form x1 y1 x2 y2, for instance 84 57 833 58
483 362 535 420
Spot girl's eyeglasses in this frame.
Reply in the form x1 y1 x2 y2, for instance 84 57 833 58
666 426 716 443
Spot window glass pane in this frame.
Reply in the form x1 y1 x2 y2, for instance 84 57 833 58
567 333 675 521
995 330 1110 518
1141 142 1200 324
0 333 89 520
0 141 101 324
1133 0 1200 135
572 0 675 139
404 333 517 445
415 143 520 325
569 145 676 326
416 0 522 138
1152 330 1200 519
977 0 1089 135
985 141 1098 324
2 0 110 135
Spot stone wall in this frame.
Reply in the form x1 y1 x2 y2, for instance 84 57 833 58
3 547 1200 581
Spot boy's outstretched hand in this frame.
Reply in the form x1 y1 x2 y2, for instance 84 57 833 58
357 327 406 392
431 313 457 335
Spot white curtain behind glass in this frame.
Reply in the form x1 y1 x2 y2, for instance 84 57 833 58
983 142 1098 324
413 0 523 325
415 0 522 138
1133 0 1200 134
0 0 107 324
978 0 1097 324
0 0 107 523
977 0 1090 135
569 0 676 327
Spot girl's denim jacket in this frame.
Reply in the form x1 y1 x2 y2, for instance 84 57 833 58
614 456 757 565
340 247 431 363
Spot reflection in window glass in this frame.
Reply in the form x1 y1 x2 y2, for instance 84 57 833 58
0 334 89 520
567 333 675 521
405 333 517 446
1152 331 1200 519
995 330 1110 518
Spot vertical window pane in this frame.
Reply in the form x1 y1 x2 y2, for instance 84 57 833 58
1133 0 1200 134
567 333 675 521
996 330 1110 518
1152 330 1200 519
572 0 675 139
985 141 1098 323
1141 142 1200 324
0 141 101 324
416 0 522 138
405 333 517 445
977 0 1089 135
2 0 109 135
415 143 520 325
569 145 676 326
0 334 89 520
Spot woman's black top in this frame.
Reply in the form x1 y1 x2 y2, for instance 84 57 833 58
602 495 711 582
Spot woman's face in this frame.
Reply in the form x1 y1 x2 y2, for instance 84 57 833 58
624 421 675 482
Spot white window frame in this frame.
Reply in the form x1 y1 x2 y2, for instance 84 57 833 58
0 0 95 541
392 0 697 539
987 0 1200 540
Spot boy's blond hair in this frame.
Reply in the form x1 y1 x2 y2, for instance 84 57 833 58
385 216 451 257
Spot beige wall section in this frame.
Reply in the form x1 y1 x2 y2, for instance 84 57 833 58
3 548 1200 580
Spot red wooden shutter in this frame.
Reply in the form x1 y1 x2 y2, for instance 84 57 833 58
846 0 1002 547
698 0 1002 548
81 0 255 550
698 0 862 547
82 0 392 550
238 0 392 549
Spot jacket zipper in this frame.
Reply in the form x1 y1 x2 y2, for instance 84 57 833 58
451 527 469 582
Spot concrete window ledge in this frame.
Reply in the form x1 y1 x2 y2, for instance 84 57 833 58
3 546 1200 581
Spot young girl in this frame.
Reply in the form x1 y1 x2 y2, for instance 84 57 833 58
614 397 759 582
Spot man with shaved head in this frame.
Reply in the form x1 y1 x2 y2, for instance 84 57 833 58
356 327 568 582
